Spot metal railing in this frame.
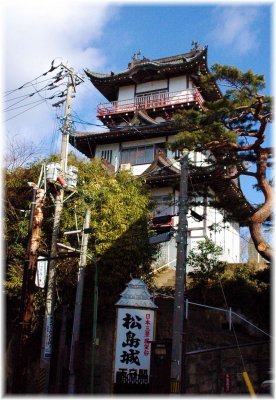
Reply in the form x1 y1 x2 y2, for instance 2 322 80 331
186 300 272 337
97 88 204 116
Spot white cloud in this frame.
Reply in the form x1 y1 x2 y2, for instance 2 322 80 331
207 6 260 55
2 0 119 154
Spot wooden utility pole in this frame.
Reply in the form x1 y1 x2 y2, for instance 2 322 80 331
170 153 189 394
12 186 45 393
68 209 91 393
39 67 76 393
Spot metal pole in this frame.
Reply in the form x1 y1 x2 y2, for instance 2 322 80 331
39 72 75 393
68 209 91 393
90 255 98 393
170 153 189 394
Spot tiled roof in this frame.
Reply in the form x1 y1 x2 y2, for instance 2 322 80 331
85 48 206 80
83 46 220 102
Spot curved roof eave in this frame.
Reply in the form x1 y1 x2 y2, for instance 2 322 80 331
85 47 208 82
84 48 210 101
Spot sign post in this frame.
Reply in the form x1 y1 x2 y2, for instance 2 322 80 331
113 279 157 394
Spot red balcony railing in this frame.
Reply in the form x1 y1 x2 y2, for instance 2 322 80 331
97 88 204 117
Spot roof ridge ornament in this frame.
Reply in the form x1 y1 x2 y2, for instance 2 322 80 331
128 50 150 69
132 50 142 61
191 40 202 51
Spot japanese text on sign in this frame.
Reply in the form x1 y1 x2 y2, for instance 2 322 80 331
114 308 155 384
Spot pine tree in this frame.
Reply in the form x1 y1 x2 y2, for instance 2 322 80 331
170 65 273 262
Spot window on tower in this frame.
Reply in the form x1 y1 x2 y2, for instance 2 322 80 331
101 149 113 164
121 145 154 165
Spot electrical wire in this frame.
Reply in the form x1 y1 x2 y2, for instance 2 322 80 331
3 61 72 126
4 100 49 122
49 107 62 156
3 60 62 96
4 75 53 96
3 96 58 113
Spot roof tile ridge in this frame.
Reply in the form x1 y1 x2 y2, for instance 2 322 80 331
152 47 206 63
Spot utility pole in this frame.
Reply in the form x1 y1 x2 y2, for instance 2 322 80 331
39 66 80 393
68 209 91 394
90 251 98 393
12 185 45 393
170 153 189 394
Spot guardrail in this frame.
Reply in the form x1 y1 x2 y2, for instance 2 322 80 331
97 88 204 116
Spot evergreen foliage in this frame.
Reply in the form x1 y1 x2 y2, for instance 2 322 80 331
169 64 273 261
186 238 270 332
187 237 226 285
5 154 158 329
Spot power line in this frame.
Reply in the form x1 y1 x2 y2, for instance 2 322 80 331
3 61 83 124
4 60 62 96
4 96 58 113
4 100 49 122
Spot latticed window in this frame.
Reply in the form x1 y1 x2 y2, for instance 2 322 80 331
121 145 154 165
101 149 113 163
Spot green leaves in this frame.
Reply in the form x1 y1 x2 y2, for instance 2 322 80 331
210 64 265 94
187 237 226 286
5 155 157 313
170 104 237 152
171 64 271 155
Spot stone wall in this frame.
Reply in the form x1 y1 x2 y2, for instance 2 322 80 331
93 296 270 395
19 292 269 394
185 343 270 394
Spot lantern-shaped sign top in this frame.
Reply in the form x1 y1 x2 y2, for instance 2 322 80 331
115 279 157 309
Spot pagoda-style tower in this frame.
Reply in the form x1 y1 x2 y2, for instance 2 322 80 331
70 44 249 267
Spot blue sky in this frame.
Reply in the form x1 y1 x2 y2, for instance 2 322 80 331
2 0 274 209
97 4 272 85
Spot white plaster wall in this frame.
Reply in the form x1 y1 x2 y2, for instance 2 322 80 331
118 85 135 102
155 237 177 269
132 164 151 175
136 79 168 93
205 207 240 263
187 206 205 230
151 187 174 197
169 76 187 92
94 143 120 170
169 76 196 105
117 76 194 103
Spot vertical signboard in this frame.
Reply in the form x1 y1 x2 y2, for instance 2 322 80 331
114 308 155 385
44 316 54 358
35 257 48 288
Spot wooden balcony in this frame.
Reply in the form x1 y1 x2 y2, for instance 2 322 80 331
97 88 204 117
